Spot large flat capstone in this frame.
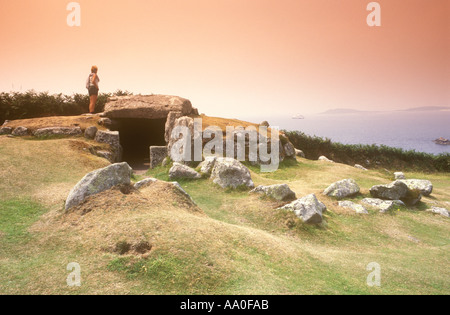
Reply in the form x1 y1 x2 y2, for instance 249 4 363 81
104 95 194 119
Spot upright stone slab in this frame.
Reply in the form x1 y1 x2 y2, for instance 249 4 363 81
150 146 168 169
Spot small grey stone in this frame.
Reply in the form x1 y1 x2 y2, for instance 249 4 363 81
198 156 217 175
33 127 82 137
169 162 201 180
338 201 369 214
354 164 368 171
134 178 158 190
279 194 327 224
295 149 305 158
150 146 168 169
394 172 406 180
318 156 334 163
0 127 13 135
250 184 296 201
210 158 254 189
429 207 449 218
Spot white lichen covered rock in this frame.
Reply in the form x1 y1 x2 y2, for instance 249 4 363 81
65 162 133 211
198 156 217 175
369 180 409 200
338 201 368 214
361 198 405 213
210 157 254 189
354 164 368 171
399 179 433 197
428 206 449 218
323 179 360 199
279 194 327 224
169 162 201 180
394 172 406 180
250 184 296 201
318 156 334 163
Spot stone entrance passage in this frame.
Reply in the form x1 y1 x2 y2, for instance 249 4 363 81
102 94 196 171
117 118 166 171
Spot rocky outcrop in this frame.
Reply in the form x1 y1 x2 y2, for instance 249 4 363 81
369 181 409 200
150 146 167 169
338 201 368 214
279 194 327 224
65 162 133 211
104 95 193 119
12 126 28 136
250 184 296 201
398 179 433 197
169 162 201 180
323 179 360 199
361 198 405 213
33 127 82 137
210 158 254 189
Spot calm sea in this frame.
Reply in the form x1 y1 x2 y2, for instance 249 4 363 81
240 111 450 155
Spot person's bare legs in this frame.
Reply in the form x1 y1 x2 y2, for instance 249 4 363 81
89 95 97 113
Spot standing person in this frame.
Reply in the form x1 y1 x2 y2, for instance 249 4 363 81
86 66 100 114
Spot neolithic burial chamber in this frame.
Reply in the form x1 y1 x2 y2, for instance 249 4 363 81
99 94 295 170
102 94 196 169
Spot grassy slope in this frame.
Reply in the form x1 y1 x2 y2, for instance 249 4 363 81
0 136 449 294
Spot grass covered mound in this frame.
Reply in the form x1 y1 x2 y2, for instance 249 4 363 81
0 135 449 294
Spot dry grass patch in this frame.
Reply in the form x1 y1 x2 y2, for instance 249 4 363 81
3 115 105 133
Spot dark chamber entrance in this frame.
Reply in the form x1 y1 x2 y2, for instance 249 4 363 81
118 118 166 171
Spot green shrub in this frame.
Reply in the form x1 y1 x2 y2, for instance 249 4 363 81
0 90 132 124
285 130 450 172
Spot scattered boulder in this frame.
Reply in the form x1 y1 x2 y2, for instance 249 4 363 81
150 146 168 169
84 126 98 139
295 149 305 158
104 95 193 119
12 126 28 136
369 181 409 200
169 162 201 180
198 156 217 175
338 201 368 214
323 179 360 199
318 156 334 163
210 157 254 189
394 172 406 180
65 162 133 211
134 177 158 190
354 164 368 171
361 198 405 213
399 179 433 197
250 184 296 201
0 127 12 135
428 207 449 218
279 194 327 224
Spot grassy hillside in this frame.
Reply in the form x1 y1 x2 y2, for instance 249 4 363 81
0 136 449 294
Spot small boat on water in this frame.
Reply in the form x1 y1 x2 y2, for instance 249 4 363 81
433 137 450 145
292 114 305 119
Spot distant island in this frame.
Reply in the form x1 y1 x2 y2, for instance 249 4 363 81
319 106 450 115
434 137 450 145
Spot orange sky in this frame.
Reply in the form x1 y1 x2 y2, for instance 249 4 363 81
0 0 448 116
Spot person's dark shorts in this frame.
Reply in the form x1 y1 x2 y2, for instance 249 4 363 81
88 86 99 96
